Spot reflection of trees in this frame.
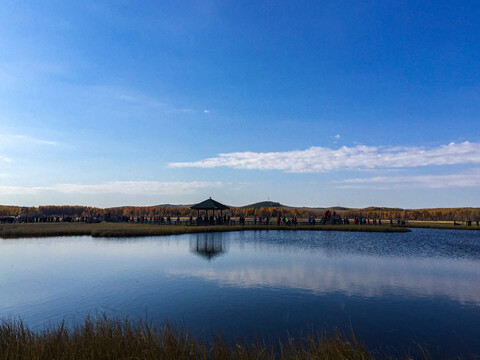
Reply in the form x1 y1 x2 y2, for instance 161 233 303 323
190 233 228 261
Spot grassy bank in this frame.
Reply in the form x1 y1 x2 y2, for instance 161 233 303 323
0 315 382 360
0 222 410 239
406 221 480 230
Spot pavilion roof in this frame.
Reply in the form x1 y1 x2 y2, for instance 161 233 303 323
190 198 230 210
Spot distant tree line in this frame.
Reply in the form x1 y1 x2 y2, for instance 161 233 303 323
1 205 479 222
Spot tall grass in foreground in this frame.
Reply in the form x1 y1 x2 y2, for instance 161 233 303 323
0 315 378 360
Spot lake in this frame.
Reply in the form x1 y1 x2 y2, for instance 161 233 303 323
1 228 479 357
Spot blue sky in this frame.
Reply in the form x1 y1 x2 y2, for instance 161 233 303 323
0 1 479 208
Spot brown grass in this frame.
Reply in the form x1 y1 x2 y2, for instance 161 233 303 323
0 315 378 360
0 222 410 239
406 221 480 231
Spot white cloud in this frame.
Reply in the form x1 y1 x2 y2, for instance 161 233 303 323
338 168 480 189
204 110 210 113
0 181 222 196
334 134 341 139
169 141 480 173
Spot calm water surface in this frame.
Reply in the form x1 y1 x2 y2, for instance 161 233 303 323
1 228 480 357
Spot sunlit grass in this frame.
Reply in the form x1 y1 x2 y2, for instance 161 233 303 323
0 315 378 360
0 222 410 239
405 221 479 230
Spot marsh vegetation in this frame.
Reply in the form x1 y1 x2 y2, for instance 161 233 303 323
0 222 410 239
0 315 410 360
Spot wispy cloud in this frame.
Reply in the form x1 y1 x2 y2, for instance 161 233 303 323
0 155 12 162
338 168 480 189
169 141 480 173
0 60 69 89
0 181 222 196
85 85 165 109
76 85 203 116
0 134 58 147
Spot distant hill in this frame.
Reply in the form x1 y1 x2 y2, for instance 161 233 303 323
329 206 350 211
150 203 427 213
363 206 404 212
155 204 192 208
241 201 284 209
327 206 404 212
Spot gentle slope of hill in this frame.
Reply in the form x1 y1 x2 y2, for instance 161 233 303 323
241 201 284 209
155 204 192 208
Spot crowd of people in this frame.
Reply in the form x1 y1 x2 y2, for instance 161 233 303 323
3 214 479 227
0 216 70 223
194 215 232 225
354 218 383 225
454 220 478 226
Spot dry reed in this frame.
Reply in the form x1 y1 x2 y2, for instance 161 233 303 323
0 315 377 360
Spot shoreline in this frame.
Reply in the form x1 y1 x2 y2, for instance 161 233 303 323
2 221 479 239
0 222 410 239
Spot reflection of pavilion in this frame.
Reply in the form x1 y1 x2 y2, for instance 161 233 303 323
190 233 228 261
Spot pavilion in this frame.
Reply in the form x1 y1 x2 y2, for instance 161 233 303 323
190 197 230 219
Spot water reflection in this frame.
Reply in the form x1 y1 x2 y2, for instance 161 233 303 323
173 253 480 305
190 233 228 261
1 229 480 357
